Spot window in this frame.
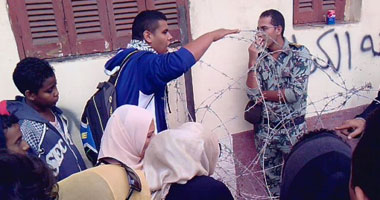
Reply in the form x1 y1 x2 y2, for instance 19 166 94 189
7 0 187 59
293 0 346 25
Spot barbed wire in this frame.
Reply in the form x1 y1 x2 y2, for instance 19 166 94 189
167 30 378 199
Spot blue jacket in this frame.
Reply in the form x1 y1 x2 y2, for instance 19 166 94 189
105 48 196 132
7 97 87 180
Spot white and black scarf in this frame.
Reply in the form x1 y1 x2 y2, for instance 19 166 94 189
127 39 157 54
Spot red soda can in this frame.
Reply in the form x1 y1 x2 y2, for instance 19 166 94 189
327 10 336 25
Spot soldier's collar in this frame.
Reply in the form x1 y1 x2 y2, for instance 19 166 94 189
281 38 292 55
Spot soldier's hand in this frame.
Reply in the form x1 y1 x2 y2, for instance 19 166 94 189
248 39 262 68
335 118 366 139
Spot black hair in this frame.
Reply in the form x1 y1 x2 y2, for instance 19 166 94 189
0 150 58 200
132 10 167 40
260 9 285 37
13 57 55 95
0 115 19 149
351 107 380 200
288 129 349 159
281 129 351 200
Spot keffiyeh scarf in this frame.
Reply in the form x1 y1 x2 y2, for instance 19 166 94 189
127 39 157 54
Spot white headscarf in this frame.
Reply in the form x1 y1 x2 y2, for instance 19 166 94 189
143 122 220 200
98 105 153 170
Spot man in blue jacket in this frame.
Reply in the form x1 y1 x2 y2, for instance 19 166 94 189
104 10 238 132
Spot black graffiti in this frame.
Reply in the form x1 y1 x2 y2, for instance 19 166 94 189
361 35 380 56
346 32 352 70
291 34 297 44
291 29 380 74
312 29 344 73
333 32 342 72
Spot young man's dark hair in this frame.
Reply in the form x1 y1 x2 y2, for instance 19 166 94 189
350 107 380 200
13 57 54 95
281 129 351 200
0 114 19 148
259 9 285 38
0 150 58 200
132 10 167 41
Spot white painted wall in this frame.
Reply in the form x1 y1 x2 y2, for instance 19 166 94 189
0 2 20 99
188 0 380 136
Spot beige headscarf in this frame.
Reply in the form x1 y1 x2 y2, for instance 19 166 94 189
98 105 153 170
143 122 220 200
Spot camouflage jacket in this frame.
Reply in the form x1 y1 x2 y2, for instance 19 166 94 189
247 38 312 124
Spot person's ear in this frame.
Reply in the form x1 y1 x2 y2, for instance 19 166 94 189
354 186 369 200
25 90 36 101
275 25 282 36
143 30 153 44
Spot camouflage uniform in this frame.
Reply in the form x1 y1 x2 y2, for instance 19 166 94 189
247 38 312 197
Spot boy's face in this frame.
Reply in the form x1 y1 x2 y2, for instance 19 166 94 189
30 76 59 108
147 20 173 54
5 123 30 155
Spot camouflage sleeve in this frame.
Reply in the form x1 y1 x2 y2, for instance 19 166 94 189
246 70 263 102
284 47 312 103
247 87 261 101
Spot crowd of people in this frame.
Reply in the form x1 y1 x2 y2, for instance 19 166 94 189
0 8 379 200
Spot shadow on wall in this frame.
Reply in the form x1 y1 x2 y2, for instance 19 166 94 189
60 107 81 133
60 107 92 167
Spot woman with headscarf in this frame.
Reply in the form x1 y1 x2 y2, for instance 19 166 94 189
57 105 154 200
97 104 155 169
143 122 234 200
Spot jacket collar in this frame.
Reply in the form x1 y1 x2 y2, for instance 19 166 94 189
7 96 63 123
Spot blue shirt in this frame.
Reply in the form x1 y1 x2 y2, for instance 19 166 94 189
105 47 196 132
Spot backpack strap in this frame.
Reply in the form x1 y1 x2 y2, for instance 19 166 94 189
97 157 142 200
108 49 156 110
109 50 139 86
144 95 154 109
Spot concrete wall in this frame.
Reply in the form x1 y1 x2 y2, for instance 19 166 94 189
188 0 380 136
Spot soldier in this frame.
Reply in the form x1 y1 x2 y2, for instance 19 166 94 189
246 9 312 197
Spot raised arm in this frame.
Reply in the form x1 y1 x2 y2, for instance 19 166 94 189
184 29 239 61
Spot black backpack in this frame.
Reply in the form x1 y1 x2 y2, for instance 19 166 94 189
80 50 138 165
